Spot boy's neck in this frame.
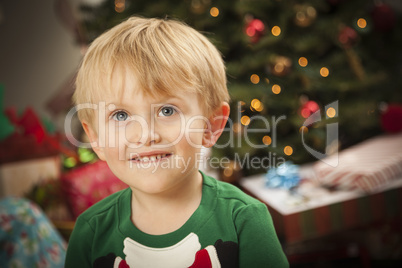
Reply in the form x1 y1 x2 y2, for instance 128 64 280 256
130 169 203 235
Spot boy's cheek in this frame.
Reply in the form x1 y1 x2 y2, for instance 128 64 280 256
183 128 206 149
187 133 205 149
155 123 183 141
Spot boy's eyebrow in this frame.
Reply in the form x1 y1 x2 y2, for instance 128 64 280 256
144 95 189 106
104 95 187 108
163 96 186 103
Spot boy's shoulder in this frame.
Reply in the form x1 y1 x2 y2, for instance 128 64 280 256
202 172 262 207
77 187 130 222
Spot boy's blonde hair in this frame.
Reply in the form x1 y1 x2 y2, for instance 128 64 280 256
74 16 230 124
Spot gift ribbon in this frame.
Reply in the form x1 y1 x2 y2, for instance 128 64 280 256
265 161 301 189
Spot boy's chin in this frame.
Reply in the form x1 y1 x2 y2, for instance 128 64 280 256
126 175 183 195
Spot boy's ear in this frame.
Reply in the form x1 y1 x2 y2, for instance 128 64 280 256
82 121 106 161
203 102 230 148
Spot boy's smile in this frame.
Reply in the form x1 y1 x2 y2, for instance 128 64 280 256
129 151 173 163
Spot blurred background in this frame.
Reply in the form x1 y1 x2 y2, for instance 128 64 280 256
1 0 402 170
1 0 402 267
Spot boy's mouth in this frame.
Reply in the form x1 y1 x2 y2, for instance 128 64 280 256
129 152 173 163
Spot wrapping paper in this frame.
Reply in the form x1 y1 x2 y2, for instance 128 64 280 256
0 197 66 267
314 133 402 192
269 186 402 243
61 161 127 218
0 106 64 164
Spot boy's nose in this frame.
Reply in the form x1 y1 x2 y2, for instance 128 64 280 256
124 116 161 146
143 127 161 146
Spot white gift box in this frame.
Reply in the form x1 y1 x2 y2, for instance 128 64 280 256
0 155 61 198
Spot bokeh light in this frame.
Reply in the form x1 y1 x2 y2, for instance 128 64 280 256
320 67 329 77
271 26 281 36
326 107 336 118
357 18 367 29
262 135 272 145
272 84 281 94
241 115 251 126
115 0 125 13
250 74 260 84
298 57 308 67
233 123 242 133
299 126 308 134
223 167 233 177
284 146 293 156
210 7 219 17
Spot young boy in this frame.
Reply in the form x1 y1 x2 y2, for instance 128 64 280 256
65 16 288 268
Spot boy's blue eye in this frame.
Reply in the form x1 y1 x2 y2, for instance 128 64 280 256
112 111 129 121
158 106 176 117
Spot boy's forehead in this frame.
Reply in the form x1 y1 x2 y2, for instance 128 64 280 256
107 64 185 99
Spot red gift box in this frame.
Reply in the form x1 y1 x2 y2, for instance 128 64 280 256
0 107 62 164
61 160 128 218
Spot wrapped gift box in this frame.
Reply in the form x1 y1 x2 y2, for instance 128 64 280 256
61 160 128 218
0 95 66 198
0 155 61 198
240 170 402 244
313 133 402 192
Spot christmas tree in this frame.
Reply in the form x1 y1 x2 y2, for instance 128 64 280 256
77 0 402 176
